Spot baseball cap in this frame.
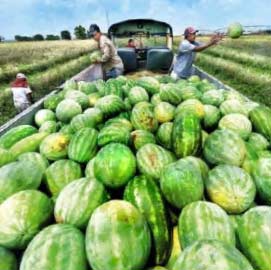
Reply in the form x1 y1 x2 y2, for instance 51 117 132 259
89 24 101 37
184 27 199 36
16 73 26 79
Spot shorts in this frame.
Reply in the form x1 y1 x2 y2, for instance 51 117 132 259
105 68 123 80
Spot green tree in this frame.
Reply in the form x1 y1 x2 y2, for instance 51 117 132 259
33 34 44 41
61 30 72 40
74 25 87 39
46 34 60 41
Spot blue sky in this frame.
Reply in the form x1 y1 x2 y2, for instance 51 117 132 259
0 0 270 39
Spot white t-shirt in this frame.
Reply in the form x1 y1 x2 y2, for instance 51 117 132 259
11 87 32 106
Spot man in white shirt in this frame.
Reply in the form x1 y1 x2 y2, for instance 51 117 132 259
11 73 33 112
172 27 223 79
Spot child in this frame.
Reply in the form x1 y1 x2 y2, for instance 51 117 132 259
11 73 33 112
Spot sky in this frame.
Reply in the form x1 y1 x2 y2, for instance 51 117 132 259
0 0 270 39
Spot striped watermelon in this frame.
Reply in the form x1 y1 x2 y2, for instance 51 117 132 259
0 160 42 203
40 133 70 161
124 176 171 265
160 160 203 209
128 86 149 105
70 113 96 131
68 128 98 163
238 206 271 270
56 99 82 123
180 86 202 100
175 99 205 119
43 94 63 111
159 83 182 105
34 109 56 127
88 92 102 107
201 89 224 106
0 125 37 149
151 93 162 106
0 190 53 249
85 158 95 178
206 165 256 214
84 107 104 124
131 130 156 150
220 99 247 116
203 105 221 129
136 143 175 181
98 125 130 146
20 224 87 270
55 177 108 229
0 246 17 270
248 132 270 151
95 95 125 117
249 105 271 140
172 112 201 158
131 102 158 132
45 159 82 197
137 76 160 95
218 113 252 139
166 226 181 270
178 201 235 248
0 148 14 167
85 200 151 270
172 240 254 270
242 142 259 174
124 97 132 110
156 122 173 150
65 90 90 109
104 117 133 131
39 120 58 133
94 143 136 188
103 78 124 98
203 129 246 166
154 102 175 123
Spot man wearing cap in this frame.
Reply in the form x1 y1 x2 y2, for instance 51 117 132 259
11 73 33 113
89 24 124 80
171 27 223 80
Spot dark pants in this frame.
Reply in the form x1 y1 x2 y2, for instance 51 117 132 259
105 68 123 80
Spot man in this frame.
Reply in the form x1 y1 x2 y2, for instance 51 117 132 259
89 24 124 80
171 27 223 80
127 39 136 49
11 73 33 113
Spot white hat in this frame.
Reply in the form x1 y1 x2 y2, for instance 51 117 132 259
16 73 26 79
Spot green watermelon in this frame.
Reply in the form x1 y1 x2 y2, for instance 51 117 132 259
206 165 256 214
45 159 82 197
136 143 175 181
65 90 90 109
242 142 259 174
175 99 205 119
34 109 56 127
0 148 15 167
238 206 271 270
128 86 149 105
156 122 173 150
124 176 171 265
159 83 182 105
203 105 221 129
78 81 98 95
178 201 235 248
85 200 151 270
70 113 96 131
166 226 181 270
104 117 133 131
131 102 158 132
95 95 125 117
20 224 87 270
98 125 130 146
0 125 37 149
68 128 98 163
89 92 102 107
180 86 202 100
220 99 247 116
103 78 124 98
0 246 17 270
228 22 243 39
39 120 58 133
172 240 253 270
85 158 95 178
203 129 246 166
56 99 82 123
137 76 160 95
248 132 270 151
64 79 78 90
0 190 53 249
43 94 63 111
151 93 162 106
94 143 136 188
182 156 209 181
160 159 203 209
55 177 108 229
172 112 201 158
0 160 42 203
40 133 70 161
84 107 103 124
131 130 156 150
201 89 224 106
59 124 75 137
154 102 175 123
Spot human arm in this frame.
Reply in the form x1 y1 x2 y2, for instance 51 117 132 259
193 34 223 52
25 87 33 103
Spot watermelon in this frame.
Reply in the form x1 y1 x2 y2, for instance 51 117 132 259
104 117 133 131
64 79 77 90
203 129 246 166
252 157 271 204
137 76 160 95
166 226 181 270
219 113 252 139
175 99 205 119
154 102 175 123
178 201 235 248
159 83 182 105
172 112 201 158
128 86 149 105
0 160 42 203
89 92 102 107
124 176 171 265
131 130 156 150
0 190 53 249
65 90 90 109
248 132 270 151
56 99 82 123
40 133 70 161
206 165 256 214
43 94 63 111
98 125 130 146
0 246 17 270
160 159 203 209
201 89 224 106
220 99 247 116
156 122 173 150
68 128 98 163
238 206 271 270
59 124 75 137
249 105 271 140
131 102 158 132
180 86 202 100
34 109 56 127
55 177 108 229
224 90 246 102
78 81 97 95
228 22 243 39
136 143 175 181
70 113 96 132
0 125 37 149
203 104 221 129
39 120 58 133
90 50 102 64
45 159 82 197
20 224 87 270
95 95 125 117
85 200 151 270
85 158 95 178
242 142 259 174
0 148 14 167
84 107 103 124
94 143 136 188
172 240 253 270
151 93 162 106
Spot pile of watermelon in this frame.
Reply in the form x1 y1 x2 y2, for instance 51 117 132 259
0 74 271 270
